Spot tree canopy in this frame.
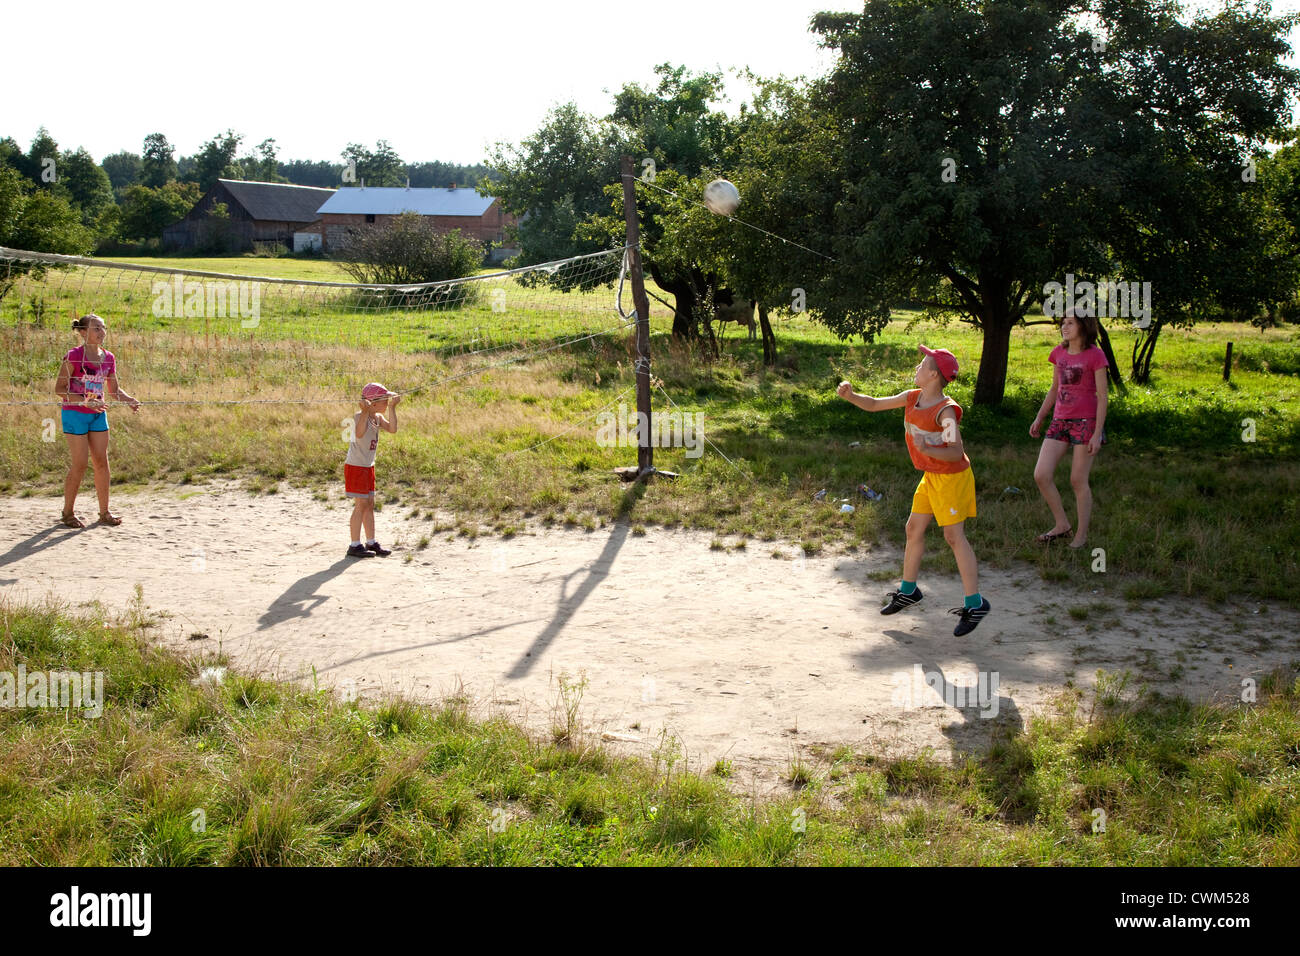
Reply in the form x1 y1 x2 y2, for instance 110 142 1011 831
804 0 1300 403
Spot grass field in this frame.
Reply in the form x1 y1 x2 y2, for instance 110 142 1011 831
2 254 1299 606
108 256 357 281
3 255 1299 867
1 598 1296 865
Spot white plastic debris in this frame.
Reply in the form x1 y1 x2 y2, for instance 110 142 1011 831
192 666 226 687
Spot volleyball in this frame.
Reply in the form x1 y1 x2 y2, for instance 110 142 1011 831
703 179 741 216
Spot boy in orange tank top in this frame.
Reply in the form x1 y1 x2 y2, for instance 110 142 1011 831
837 346 991 636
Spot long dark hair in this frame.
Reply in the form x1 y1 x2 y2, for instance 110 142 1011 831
1063 309 1099 349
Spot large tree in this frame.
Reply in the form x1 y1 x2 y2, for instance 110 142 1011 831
25 127 60 185
101 150 142 195
240 138 285 183
808 0 1300 405
1255 143 1300 324
605 65 743 339
57 147 115 225
0 166 94 256
341 140 406 187
487 102 626 266
140 133 176 188
188 130 244 192
118 181 200 242
491 66 743 339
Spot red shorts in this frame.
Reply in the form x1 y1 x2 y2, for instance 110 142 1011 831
344 464 375 498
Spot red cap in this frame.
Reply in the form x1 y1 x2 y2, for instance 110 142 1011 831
918 345 958 382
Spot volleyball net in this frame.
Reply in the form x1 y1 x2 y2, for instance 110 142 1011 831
0 245 634 407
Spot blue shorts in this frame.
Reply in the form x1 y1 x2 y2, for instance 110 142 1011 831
61 409 108 435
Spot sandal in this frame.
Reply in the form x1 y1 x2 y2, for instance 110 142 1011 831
98 511 123 526
61 510 86 529
1036 527 1072 543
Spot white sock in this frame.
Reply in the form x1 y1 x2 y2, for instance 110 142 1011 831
366 538 377 546
351 540 361 547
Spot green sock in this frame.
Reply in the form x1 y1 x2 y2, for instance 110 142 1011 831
900 580 917 595
964 592 983 609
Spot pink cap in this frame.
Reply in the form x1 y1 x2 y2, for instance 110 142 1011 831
918 345 958 382
361 382 394 400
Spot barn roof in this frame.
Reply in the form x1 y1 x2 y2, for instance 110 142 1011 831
217 180 336 223
316 186 495 217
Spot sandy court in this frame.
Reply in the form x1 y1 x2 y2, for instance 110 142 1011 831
2 482 1294 791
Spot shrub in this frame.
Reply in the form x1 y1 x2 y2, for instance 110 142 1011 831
334 212 484 287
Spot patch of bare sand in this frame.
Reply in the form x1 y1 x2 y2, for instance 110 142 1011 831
2 482 1295 794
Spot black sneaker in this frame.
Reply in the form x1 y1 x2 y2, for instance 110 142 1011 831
347 544 371 558
950 598 991 636
366 541 392 557
881 587 923 615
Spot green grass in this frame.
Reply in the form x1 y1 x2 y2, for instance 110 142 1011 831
109 256 357 281
2 599 1296 865
106 256 511 283
2 255 1299 604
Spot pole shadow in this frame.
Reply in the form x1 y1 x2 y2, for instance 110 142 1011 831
506 520 630 678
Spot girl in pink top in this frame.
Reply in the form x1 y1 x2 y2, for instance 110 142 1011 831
1030 309 1109 549
53 314 140 528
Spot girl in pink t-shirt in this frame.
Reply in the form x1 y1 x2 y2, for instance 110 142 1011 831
53 314 139 528
1029 309 1109 549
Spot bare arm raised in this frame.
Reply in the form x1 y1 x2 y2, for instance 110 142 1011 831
836 381 910 412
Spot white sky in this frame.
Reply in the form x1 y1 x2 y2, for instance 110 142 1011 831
11 0 857 165
8 0 1299 166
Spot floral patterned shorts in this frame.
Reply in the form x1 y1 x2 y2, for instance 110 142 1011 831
1045 418 1105 446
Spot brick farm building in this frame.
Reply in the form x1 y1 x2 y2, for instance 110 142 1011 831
310 186 518 261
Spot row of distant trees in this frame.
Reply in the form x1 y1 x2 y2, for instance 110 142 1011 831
0 128 491 254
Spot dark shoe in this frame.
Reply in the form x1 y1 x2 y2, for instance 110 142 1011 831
347 544 371 558
950 598 991 636
366 541 392 557
881 587 923 615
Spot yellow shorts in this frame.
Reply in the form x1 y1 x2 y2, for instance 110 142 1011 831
911 468 977 526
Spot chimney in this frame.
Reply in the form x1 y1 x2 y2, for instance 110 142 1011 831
360 178 365 191
405 177 410 190
449 182 456 191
